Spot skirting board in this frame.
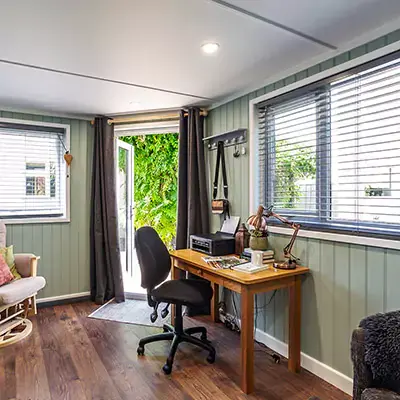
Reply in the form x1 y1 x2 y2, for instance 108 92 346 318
37 291 91 306
36 291 147 307
222 313 353 396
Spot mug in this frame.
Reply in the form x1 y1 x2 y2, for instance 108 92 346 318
251 250 264 267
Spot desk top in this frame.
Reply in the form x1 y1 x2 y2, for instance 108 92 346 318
170 249 309 285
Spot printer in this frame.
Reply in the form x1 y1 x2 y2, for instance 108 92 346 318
189 217 239 256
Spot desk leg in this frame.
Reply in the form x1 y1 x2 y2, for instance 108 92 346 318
170 264 180 326
240 286 254 394
210 283 219 322
288 276 301 373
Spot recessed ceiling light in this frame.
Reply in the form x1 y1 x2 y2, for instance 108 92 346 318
201 42 220 55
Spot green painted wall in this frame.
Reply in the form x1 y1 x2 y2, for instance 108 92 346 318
206 30 400 378
1 110 94 299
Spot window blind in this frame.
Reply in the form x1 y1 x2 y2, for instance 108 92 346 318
258 55 400 237
0 123 67 220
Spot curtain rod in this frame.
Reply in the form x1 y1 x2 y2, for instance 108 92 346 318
90 110 208 125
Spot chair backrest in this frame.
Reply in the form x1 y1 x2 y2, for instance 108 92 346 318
0 222 6 248
135 226 171 291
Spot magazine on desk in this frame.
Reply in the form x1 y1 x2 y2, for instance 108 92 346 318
202 255 248 269
202 255 274 273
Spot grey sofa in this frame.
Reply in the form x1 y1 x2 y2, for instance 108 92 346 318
351 325 400 400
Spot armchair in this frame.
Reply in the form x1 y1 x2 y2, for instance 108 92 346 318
0 221 46 347
351 313 400 400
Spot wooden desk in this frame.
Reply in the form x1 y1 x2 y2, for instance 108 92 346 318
169 249 309 394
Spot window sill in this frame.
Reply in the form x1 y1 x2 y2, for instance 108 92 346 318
1 217 70 225
269 225 400 251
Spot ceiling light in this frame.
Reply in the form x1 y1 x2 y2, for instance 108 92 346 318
201 42 220 55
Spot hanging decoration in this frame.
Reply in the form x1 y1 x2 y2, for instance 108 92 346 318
57 134 73 166
64 151 73 166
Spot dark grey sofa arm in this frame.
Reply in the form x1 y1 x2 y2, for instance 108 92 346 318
362 388 400 400
351 328 374 400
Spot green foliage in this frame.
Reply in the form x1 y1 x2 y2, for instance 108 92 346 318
121 134 179 248
275 140 316 208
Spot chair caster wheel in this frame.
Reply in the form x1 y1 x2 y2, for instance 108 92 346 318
162 363 172 375
206 353 216 364
137 346 145 356
150 312 158 323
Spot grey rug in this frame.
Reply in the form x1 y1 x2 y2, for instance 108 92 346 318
88 299 171 328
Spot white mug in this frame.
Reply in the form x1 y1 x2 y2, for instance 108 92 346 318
251 251 264 267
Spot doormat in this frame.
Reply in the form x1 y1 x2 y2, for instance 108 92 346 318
88 298 171 328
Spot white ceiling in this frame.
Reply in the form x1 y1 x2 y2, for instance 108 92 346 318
0 0 399 117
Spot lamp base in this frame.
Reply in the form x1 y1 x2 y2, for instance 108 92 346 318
273 259 297 270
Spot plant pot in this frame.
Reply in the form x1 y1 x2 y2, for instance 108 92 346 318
249 236 268 251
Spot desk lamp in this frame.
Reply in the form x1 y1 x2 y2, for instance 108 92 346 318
247 205 300 270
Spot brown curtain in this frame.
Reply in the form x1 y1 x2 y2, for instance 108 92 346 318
176 108 210 316
90 116 125 304
176 108 210 248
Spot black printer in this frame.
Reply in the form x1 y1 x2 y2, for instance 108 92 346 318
190 231 235 256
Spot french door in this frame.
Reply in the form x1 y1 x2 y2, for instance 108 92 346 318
116 139 134 278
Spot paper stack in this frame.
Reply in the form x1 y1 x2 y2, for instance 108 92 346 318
232 263 270 273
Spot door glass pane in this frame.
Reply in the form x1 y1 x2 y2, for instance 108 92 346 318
118 147 129 272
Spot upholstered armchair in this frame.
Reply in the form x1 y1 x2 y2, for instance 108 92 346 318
351 315 400 400
0 221 46 347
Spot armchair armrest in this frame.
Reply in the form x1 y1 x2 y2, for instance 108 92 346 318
14 254 40 277
352 327 374 400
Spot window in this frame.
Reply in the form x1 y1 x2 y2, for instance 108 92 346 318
0 120 69 222
258 54 400 238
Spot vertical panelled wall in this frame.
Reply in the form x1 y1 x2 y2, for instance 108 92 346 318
1 110 94 299
206 30 400 378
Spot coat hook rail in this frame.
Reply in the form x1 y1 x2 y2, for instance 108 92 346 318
203 128 247 150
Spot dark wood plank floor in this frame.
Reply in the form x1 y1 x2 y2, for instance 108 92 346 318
0 302 350 400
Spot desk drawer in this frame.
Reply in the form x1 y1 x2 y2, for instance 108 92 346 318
174 260 221 282
173 260 242 293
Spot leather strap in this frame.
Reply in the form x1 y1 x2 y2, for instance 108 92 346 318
213 141 228 200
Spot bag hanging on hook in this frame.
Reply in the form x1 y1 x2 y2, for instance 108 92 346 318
211 141 230 219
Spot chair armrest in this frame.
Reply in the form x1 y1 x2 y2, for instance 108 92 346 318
362 388 400 400
14 254 40 277
352 327 374 400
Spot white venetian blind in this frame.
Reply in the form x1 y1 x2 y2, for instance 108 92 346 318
259 55 400 237
0 123 67 220
329 59 400 234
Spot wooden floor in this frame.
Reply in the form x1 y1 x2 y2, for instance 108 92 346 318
0 301 350 400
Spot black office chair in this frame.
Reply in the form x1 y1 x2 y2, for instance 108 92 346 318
135 226 216 374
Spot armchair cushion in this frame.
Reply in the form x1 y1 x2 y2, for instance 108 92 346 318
14 254 36 277
362 389 400 400
0 245 22 280
0 254 13 286
0 276 46 305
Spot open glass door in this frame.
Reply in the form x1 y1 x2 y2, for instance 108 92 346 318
116 140 134 285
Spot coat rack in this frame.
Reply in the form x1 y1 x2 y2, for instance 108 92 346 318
203 128 247 150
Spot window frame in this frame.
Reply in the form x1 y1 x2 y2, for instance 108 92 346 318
0 117 71 224
249 42 400 250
